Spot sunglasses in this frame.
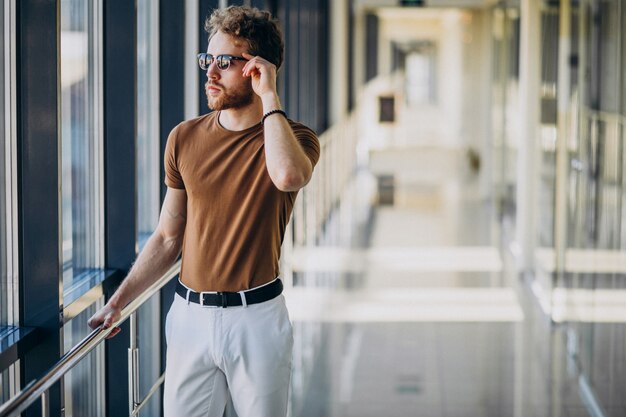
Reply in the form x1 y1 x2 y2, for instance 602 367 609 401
197 53 248 71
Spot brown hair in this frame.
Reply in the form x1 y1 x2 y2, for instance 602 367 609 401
205 6 284 70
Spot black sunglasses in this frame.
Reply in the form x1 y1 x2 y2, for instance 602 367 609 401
197 53 248 71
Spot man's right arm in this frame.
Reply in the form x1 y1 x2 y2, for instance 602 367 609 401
87 187 187 338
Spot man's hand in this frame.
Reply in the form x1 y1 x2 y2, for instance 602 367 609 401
87 303 122 339
241 53 277 99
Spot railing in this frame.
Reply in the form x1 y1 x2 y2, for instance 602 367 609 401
0 260 182 417
1 97 367 417
290 113 360 248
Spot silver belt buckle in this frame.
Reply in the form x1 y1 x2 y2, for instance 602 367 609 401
199 291 212 307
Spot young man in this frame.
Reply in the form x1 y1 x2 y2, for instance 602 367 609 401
88 6 320 417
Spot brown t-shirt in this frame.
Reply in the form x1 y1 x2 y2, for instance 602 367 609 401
164 111 320 292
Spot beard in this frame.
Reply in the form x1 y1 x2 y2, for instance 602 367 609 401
206 80 254 111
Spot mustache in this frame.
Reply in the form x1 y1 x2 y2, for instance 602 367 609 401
205 82 223 89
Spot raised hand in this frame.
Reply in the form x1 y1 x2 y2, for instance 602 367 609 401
241 52 278 99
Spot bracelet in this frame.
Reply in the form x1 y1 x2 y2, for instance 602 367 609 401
261 109 287 125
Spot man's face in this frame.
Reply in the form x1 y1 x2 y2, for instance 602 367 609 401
205 31 254 111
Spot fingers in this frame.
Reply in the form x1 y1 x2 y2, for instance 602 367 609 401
87 314 103 330
105 327 122 340
88 307 121 339
241 53 275 78
87 308 118 330
103 315 114 328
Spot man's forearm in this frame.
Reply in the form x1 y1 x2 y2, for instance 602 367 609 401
261 93 312 191
108 231 182 310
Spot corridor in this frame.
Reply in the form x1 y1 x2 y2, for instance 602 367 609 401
284 109 592 417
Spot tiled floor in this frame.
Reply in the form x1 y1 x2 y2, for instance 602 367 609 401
285 170 604 417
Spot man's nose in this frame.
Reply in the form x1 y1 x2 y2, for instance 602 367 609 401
206 62 219 79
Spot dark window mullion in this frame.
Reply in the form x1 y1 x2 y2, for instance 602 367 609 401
103 1 137 415
17 1 62 416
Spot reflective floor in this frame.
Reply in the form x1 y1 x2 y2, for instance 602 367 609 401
284 168 610 417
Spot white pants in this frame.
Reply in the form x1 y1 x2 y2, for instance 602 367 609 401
163 283 293 417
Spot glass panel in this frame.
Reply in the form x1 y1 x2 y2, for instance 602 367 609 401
138 386 162 417
566 2 626 417
0 0 7 327
597 0 621 113
137 294 161 417
63 300 105 417
0 361 19 405
136 2 162 412
1 0 17 328
137 0 160 247
60 0 104 289
537 6 559 250
623 1 626 116
490 6 520 215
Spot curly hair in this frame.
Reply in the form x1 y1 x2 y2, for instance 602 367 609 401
205 6 284 70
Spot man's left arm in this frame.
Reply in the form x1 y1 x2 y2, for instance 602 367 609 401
242 53 313 192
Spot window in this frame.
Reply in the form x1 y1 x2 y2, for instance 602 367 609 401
0 362 19 405
136 1 162 415
1 0 17 329
63 301 105 417
60 0 104 290
137 0 160 247
1 0 8 328
59 1 107 408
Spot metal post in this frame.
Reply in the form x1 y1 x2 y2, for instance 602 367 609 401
128 312 139 415
39 391 48 417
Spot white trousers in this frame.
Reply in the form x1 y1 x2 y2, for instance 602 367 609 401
163 282 293 417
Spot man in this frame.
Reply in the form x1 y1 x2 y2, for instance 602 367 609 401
88 6 320 417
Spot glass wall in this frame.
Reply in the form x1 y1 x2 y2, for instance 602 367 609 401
137 1 162 414
526 1 626 415
60 0 104 289
568 3 626 415
490 6 520 216
63 301 105 417
0 361 19 406
537 5 559 250
0 0 7 328
1 0 17 329
137 0 160 247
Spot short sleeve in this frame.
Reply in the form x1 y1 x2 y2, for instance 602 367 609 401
164 125 185 189
291 123 321 168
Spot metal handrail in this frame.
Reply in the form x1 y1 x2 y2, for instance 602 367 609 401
0 260 182 417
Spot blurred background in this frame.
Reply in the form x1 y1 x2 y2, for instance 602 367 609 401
0 0 625 416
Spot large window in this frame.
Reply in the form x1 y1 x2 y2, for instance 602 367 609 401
63 301 106 417
60 1 106 412
60 0 104 289
1 0 19 404
136 1 162 415
1 0 8 328
1 0 17 329
137 0 160 246
490 6 520 213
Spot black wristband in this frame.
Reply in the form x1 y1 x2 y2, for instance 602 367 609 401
261 109 287 125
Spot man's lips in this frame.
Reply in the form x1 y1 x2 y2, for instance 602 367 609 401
206 84 221 93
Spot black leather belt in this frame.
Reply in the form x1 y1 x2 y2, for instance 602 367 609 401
175 279 283 308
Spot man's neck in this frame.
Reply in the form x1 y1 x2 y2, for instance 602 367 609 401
217 97 263 131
